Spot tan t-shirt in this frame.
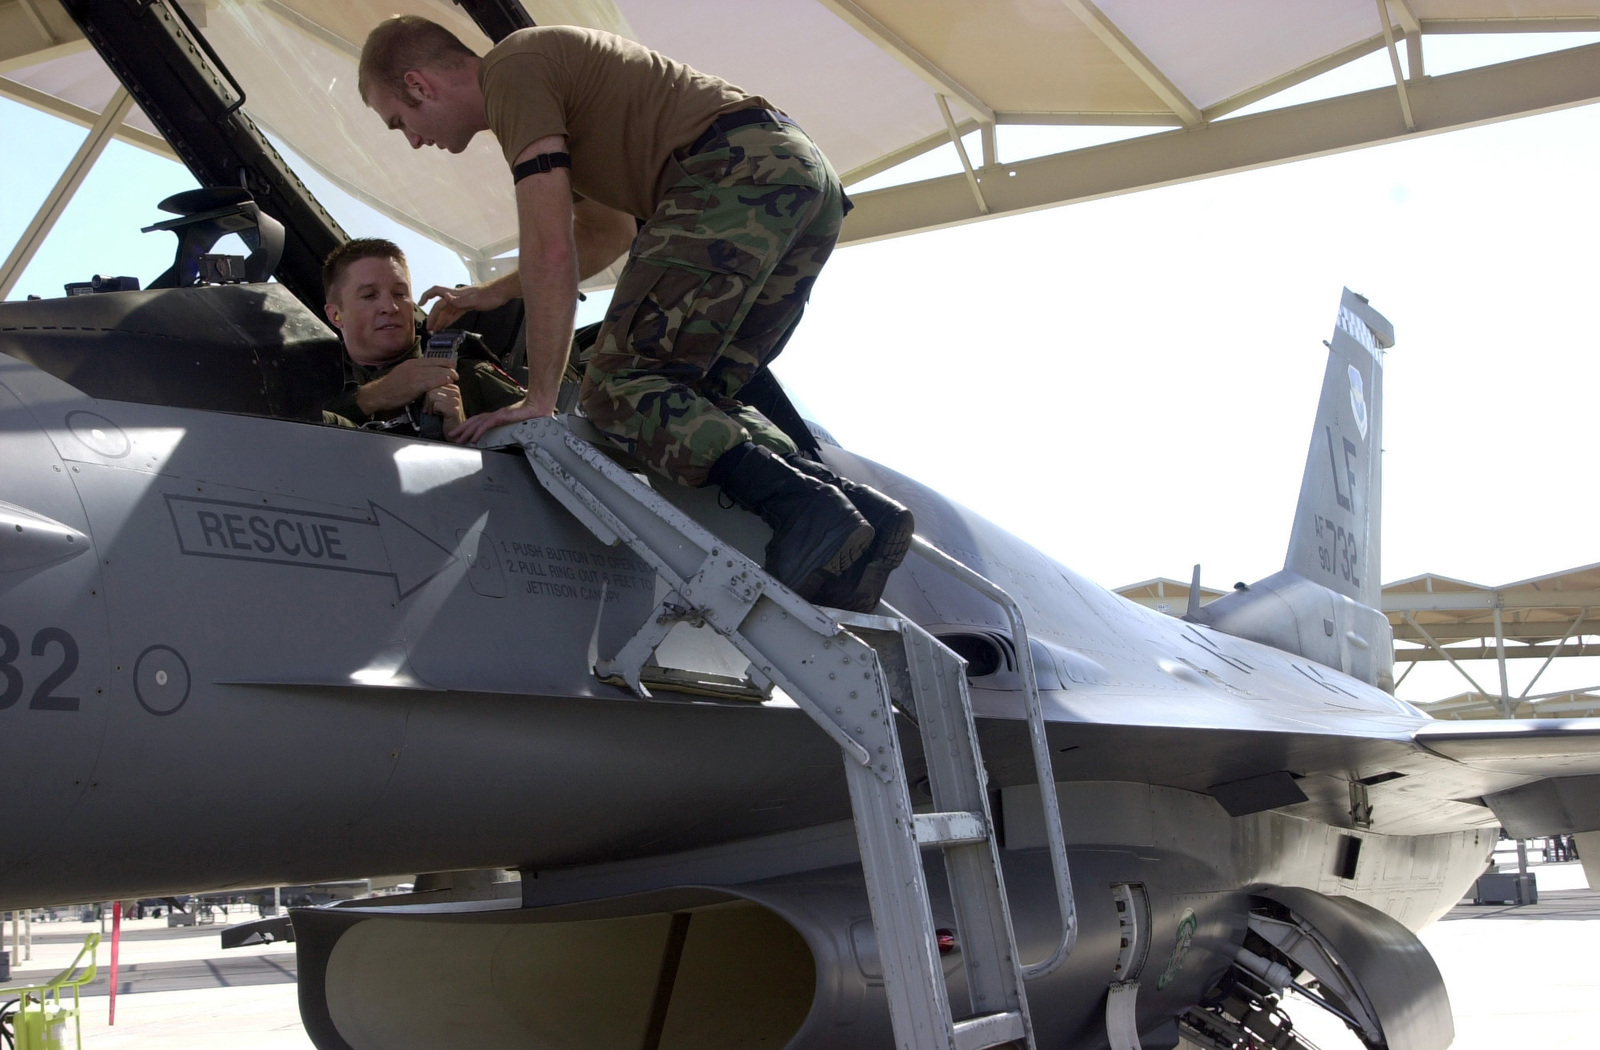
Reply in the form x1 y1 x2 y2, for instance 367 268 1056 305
480 26 771 219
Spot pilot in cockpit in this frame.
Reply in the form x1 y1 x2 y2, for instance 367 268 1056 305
320 238 525 438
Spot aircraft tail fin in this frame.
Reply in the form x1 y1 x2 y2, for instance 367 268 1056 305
1191 290 1396 689
1283 288 1392 609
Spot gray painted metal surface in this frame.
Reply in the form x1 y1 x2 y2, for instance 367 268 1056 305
3 284 1599 1048
507 415 1043 1049
1191 288 1395 689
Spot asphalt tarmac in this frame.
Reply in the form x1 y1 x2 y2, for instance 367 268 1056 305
2 861 1594 1050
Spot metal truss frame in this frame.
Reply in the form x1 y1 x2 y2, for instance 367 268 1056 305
842 40 1600 246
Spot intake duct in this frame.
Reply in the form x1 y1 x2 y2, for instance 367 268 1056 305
293 874 882 1050
290 853 1103 1050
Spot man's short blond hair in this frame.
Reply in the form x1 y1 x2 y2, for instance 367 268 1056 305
323 238 409 304
359 15 478 105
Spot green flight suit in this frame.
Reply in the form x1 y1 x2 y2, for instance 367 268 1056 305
324 334 525 434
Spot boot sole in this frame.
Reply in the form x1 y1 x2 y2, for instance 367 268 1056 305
825 521 876 577
809 509 915 613
793 521 874 603
861 507 914 569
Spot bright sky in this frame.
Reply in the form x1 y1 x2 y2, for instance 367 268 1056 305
2 32 1596 705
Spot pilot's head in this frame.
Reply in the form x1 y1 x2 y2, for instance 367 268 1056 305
360 16 484 154
323 238 416 367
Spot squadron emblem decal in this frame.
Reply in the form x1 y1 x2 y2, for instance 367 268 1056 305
1156 908 1198 989
1348 365 1368 440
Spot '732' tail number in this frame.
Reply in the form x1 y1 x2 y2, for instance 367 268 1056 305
1314 515 1360 587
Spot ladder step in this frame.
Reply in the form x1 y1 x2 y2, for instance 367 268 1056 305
954 1010 1028 1050
510 421 1044 1050
913 811 988 847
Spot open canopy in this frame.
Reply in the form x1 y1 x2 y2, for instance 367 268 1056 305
4 0 1600 277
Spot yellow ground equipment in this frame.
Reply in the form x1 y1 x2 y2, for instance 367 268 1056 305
0 932 99 1050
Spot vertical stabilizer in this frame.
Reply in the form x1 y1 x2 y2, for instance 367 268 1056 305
1191 290 1396 689
1283 289 1392 610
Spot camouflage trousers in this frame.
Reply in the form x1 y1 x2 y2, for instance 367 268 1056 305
578 118 845 487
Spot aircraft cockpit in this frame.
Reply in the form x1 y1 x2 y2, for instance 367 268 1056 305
0 190 344 424
0 186 818 456
0 186 548 437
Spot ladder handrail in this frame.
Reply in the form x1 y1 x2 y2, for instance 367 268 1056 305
503 417 1047 1046
908 536 1078 979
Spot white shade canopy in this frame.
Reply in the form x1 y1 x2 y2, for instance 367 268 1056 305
3 0 1599 270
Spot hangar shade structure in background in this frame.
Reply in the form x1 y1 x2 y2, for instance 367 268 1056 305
1122 565 1600 721
4 0 1600 284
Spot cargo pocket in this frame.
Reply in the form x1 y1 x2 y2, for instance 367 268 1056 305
591 256 755 380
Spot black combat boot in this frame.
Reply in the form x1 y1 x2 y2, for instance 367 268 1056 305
710 443 874 602
785 454 915 612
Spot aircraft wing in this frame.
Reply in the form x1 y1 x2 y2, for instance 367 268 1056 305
1033 699 1600 839
1414 719 1600 776
1410 720 1600 838
966 669 1600 840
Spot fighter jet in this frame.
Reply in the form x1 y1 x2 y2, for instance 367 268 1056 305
5 4 1600 1050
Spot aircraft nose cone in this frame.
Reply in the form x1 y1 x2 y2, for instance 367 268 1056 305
0 499 90 573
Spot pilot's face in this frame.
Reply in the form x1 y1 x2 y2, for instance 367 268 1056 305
368 80 471 154
325 256 415 366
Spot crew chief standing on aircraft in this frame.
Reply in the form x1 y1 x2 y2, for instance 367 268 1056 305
356 17 913 611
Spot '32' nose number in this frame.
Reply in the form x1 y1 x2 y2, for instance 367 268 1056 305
0 624 80 712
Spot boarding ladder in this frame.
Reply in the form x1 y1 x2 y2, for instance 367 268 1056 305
505 417 1078 1050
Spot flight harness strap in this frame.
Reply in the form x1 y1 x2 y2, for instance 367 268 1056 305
512 152 572 183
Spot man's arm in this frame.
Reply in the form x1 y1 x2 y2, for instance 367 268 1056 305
355 359 460 417
449 133 579 444
512 134 580 414
421 198 633 332
326 358 458 423
419 271 521 332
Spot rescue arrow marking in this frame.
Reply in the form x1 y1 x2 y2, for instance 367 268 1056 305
163 495 456 599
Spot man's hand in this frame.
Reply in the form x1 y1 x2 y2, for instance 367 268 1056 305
422 383 466 429
420 272 519 332
354 357 458 416
446 394 557 446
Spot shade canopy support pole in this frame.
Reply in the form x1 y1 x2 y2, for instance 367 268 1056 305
1491 605 1512 717
1403 612 1491 699
0 87 131 299
937 93 989 215
1377 0 1417 129
1518 609 1590 701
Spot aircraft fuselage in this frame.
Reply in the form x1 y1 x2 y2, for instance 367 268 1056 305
2 330 1490 926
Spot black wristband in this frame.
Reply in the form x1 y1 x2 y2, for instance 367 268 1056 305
512 152 572 183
